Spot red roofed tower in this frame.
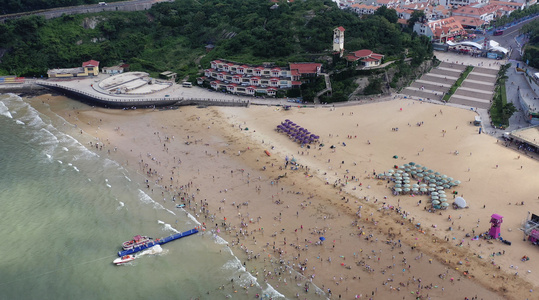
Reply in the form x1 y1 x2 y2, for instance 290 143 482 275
333 26 345 57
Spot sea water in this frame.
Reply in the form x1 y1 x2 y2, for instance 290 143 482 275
0 94 287 299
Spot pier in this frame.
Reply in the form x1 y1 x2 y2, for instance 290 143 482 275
118 228 199 256
37 80 249 108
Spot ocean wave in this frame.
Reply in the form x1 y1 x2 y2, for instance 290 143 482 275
160 222 180 234
186 212 201 225
139 245 166 256
21 106 46 128
36 128 60 146
0 101 13 119
137 189 166 210
222 256 284 298
103 158 121 168
213 234 229 245
262 284 286 299
15 120 24 125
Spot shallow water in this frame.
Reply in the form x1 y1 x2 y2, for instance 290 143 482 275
0 94 286 299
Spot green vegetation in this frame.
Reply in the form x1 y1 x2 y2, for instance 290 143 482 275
493 5 539 29
0 0 432 100
521 18 539 69
443 66 473 102
490 63 516 127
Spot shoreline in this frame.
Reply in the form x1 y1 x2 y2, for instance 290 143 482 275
32 93 538 299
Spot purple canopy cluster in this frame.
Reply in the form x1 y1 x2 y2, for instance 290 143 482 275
276 119 320 145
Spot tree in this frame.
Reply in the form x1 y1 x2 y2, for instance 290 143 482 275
374 6 398 24
503 103 517 119
407 10 425 29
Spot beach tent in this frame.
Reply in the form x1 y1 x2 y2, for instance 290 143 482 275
455 197 467 208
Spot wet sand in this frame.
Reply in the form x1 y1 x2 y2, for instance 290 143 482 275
35 94 539 299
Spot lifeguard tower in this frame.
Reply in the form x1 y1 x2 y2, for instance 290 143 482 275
489 214 503 239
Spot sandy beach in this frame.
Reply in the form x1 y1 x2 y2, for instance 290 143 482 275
32 94 539 299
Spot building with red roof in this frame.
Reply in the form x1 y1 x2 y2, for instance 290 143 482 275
452 3 508 26
47 60 100 78
413 17 466 42
202 59 322 96
345 49 384 68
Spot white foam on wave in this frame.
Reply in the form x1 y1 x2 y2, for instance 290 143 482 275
160 222 180 234
261 284 286 299
57 160 63 164
213 234 229 245
222 256 286 299
0 101 13 119
137 189 166 210
138 245 166 256
103 158 121 168
22 106 46 128
36 128 60 146
117 201 125 211
67 163 79 172
16 120 24 125
186 212 201 225
62 147 69 152
106 184 112 188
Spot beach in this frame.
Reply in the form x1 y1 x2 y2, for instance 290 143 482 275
34 93 539 299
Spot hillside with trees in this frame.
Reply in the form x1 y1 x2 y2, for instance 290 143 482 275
521 18 539 69
0 0 433 101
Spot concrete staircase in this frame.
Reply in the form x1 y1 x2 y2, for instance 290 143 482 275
402 62 465 100
401 63 499 110
450 67 497 109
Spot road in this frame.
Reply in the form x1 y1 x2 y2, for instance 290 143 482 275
0 0 173 22
489 14 539 61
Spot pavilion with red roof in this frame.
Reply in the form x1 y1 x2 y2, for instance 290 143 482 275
345 49 384 68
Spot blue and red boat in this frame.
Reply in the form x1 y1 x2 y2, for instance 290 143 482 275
117 228 199 257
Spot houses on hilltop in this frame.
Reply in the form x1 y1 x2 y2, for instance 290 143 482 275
336 0 531 38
